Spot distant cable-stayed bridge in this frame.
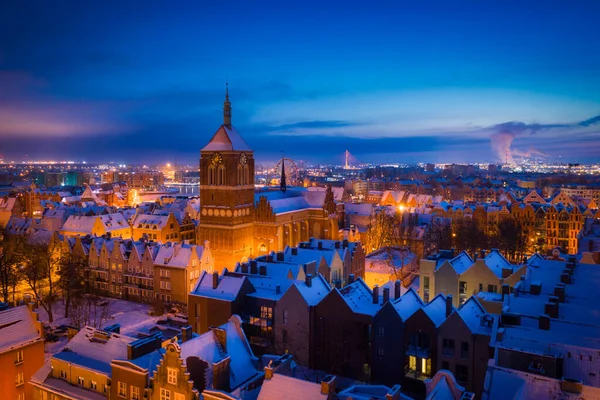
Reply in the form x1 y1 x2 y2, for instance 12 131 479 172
343 150 360 169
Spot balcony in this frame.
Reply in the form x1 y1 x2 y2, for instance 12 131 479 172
405 345 431 359
404 367 431 381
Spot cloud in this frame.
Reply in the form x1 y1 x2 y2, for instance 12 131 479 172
487 116 600 164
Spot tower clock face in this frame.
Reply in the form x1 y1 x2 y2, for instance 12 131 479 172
240 153 247 165
211 153 223 165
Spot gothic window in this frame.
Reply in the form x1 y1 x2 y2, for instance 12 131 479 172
218 165 226 186
244 165 250 185
208 166 216 185
237 165 243 186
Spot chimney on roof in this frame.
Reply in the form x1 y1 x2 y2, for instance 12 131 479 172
480 249 486 258
446 295 453 318
181 326 192 343
259 265 267 276
321 375 336 395
335 241 340 249
335 280 341 289
266 252 274 262
212 272 219 289
291 247 298 256
450 247 455 258
306 274 312 288
241 263 248 274
250 261 258 275
318 241 323 250
545 301 559 318
373 285 379 304
383 287 390 304
277 251 284 261
501 284 510 301
394 280 402 299
343 239 349 248
348 274 355 285
276 284 281 294
539 314 550 330
210 326 227 352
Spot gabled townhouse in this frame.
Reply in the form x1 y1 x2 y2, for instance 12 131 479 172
280 246 344 285
298 237 366 281
273 274 330 370
122 241 160 302
371 286 422 387
0 305 45 400
153 242 214 304
420 249 527 307
403 293 454 394
131 212 181 242
437 296 496 397
313 276 386 382
188 272 255 334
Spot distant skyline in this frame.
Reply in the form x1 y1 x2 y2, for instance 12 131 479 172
1 1 599 165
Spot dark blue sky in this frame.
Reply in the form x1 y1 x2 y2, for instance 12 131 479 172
1 0 599 165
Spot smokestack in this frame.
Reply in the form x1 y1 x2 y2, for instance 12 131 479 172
212 272 219 289
446 295 453 318
348 274 355 285
373 285 379 304
394 280 401 299
383 287 390 304
305 274 312 288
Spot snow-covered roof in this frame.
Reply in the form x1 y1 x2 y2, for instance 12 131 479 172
154 243 201 268
202 124 252 152
423 294 452 327
258 373 327 400
0 306 42 353
191 271 246 301
338 278 382 317
246 276 294 301
483 250 514 278
132 213 170 229
456 297 495 336
54 326 137 375
392 289 424 320
434 251 474 274
295 274 331 306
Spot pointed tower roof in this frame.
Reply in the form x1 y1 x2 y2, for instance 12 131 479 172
201 85 252 152
280 157 287 193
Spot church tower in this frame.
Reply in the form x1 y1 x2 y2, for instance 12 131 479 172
198 85 255 271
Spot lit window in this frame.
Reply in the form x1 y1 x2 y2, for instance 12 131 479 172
15 350 24 363
18 393 24 400
409 356 416 371
118 381 127 397
91 380 97 390
160 388 171 400
16 371 24 385
174 393 185 400
77 376 84 386
131 385 140 400
167 367 177 385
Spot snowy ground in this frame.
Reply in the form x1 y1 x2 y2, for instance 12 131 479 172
36 297 164 358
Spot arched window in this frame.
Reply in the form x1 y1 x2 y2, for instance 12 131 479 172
244 165 250 186
259 243 267 253
208 166 216 185
218 166 226 186
237 165 243 186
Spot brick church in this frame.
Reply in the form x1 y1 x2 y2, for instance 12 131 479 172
198 87 341 271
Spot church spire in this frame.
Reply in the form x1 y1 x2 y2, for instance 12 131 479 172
223 82 232 127
280 156 287 193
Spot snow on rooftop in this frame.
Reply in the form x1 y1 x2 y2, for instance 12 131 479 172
258 373 326 400
338 278 382 316
54 326 137 375
191 271 245 301
424 294 451 327
202 125 252 151
484 250 514 278
0 306 41 353
294 274 331 306
393 289 424 320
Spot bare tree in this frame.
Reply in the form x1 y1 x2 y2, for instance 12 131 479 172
69 295 111 329
19 241 59 323
0 235 25 304
58 253 87 318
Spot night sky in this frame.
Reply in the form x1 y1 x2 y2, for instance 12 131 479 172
1 1 599 165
